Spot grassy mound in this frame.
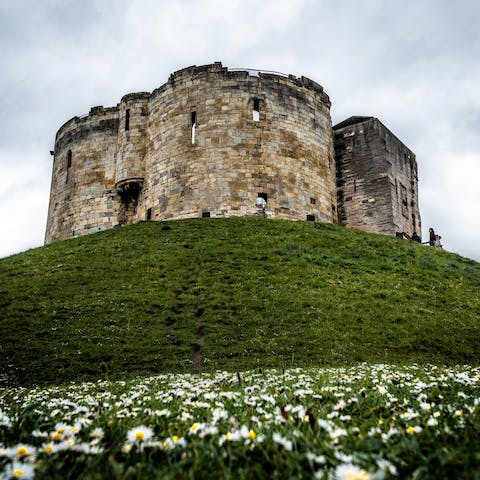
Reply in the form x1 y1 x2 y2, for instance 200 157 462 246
0 218 479 385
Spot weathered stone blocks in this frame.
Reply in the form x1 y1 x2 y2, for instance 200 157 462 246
45 62 336 243
45 63 421 244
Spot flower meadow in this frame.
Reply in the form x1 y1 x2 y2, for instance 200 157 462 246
0 365 479 479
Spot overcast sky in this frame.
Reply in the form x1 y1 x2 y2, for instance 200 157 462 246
1 0 479 261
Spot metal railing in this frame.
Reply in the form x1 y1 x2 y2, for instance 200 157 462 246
228 68 289 78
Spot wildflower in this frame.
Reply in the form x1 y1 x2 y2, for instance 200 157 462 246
190 422 201 433
127 426 154 443
43 443 55 454
90 427 104 440
376 459 397 476
426 417 438 427
0 410 12 428
406 425 422 435
15 445 35 459
334 463 371 480
6 445 36 463
7 461 35 479
272 432 293 451
306 452 326 464
162 436 186 450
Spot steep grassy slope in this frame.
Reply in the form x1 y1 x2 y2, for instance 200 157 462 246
0 218 479 385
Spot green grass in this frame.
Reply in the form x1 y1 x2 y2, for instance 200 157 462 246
1 365 479 479
0 218 479 385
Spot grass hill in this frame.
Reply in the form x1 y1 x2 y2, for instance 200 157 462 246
1 218 479 385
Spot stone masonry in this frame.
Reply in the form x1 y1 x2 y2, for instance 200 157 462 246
334 116 421 238
45 62 421 243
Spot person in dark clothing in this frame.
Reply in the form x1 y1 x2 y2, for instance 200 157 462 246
428 227 435 246
411 231 421 243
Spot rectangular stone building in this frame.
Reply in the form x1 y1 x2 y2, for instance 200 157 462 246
334 116 421 238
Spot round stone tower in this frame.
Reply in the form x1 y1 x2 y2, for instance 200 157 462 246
45 62 337 244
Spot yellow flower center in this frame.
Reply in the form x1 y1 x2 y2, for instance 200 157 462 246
17 446 27 456
135 431 145 441
344 470 370 480
44 444 53 453
406 426 416 434
172 435 180 442
52 432 62 441
190 423 200 432
12 469 25 477
248 430 256 440
225 432 232 441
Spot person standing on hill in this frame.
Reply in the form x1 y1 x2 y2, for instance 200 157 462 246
428 227 435 246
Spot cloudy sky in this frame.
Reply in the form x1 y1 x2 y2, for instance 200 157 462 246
1 0 479 261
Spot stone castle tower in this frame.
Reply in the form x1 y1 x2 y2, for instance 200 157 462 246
45 62 420 243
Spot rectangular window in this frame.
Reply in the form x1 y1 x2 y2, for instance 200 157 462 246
258 192 267 201
310 197 316 205
125 109 130 131
146 208 152 220
202 211 210 218
191 110 197 144
253 98 260 122
306 214 315 221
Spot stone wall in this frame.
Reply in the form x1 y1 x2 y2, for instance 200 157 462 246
334 117 421 238
45 63 421 245
45 107 120 243
45 62 336 244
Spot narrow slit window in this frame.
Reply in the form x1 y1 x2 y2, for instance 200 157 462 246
191 110 197 144
146 208 152 220
125 109 130 131
66 150 72 184
310 197 316 205
253 98 260 121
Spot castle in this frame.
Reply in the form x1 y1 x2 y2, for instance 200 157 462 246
45 62 421 243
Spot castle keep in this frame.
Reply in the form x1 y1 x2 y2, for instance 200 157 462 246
45 62 421 243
